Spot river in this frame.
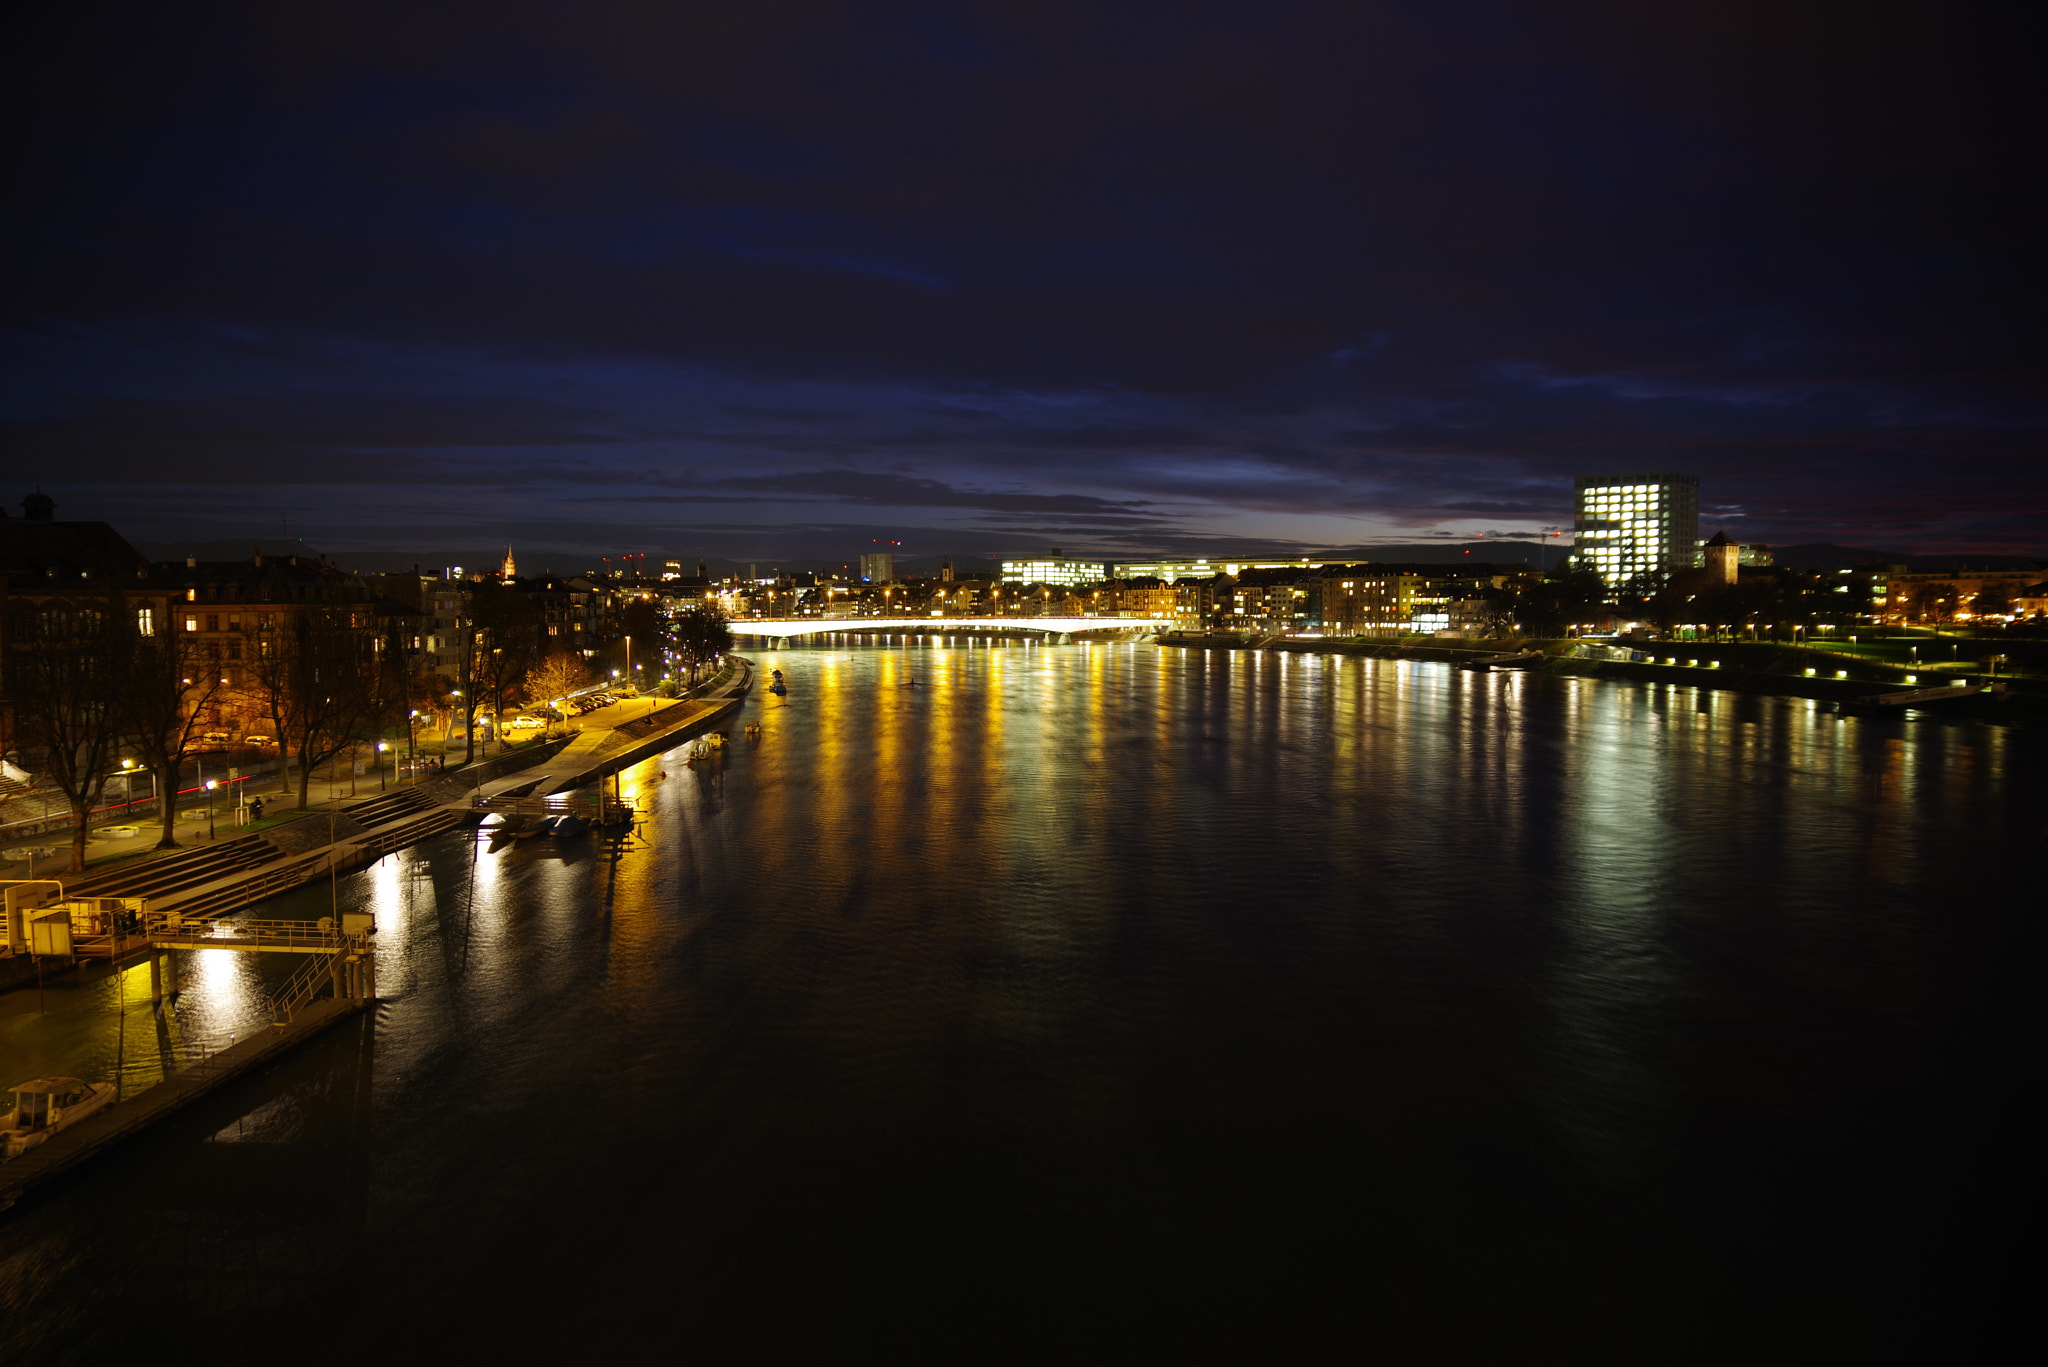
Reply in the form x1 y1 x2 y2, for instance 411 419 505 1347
1 640 2037 1362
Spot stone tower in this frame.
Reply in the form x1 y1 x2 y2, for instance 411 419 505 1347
1703 530 1738 586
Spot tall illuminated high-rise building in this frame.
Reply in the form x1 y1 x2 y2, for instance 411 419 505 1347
1572 473 1699 587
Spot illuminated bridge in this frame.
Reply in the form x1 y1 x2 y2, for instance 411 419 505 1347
730 617 1147 640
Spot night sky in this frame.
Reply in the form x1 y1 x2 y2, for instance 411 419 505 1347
4 1 2043 566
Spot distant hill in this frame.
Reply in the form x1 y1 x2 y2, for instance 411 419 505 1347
1329 540 1566 568
135 538 326 564
1767 544 2048 571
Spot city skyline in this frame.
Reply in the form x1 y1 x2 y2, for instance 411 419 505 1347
3 3 2042 565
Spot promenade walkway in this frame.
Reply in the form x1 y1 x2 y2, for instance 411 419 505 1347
4 660 755 975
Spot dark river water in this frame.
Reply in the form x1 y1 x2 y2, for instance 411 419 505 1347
2 641 2039 1363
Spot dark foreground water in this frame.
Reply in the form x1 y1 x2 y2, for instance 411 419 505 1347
3 643 2040 1362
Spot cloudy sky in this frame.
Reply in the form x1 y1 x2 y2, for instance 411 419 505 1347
3 0 2043 565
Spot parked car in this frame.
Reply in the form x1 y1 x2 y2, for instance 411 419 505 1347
509 715 545 731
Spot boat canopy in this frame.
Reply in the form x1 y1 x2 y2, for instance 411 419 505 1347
12 1078 90 1095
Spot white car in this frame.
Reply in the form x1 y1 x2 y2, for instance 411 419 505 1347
509 715 546 731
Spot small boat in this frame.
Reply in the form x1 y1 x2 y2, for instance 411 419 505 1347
1459 649 1542 672
4 1078 118 1162
769 682 787 696
483 813 533 841
550 815 589 838
516 816 559 839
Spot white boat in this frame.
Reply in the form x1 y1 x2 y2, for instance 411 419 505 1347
3 1077 118 1162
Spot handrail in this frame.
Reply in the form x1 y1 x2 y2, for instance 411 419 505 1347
143 913 362 951
265 952 339 1025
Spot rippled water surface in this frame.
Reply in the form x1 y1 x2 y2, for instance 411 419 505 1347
2 642 2038 1362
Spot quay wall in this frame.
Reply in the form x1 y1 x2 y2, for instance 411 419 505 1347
557 697 745 787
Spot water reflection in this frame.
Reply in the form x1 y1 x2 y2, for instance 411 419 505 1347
0 643 2036 1361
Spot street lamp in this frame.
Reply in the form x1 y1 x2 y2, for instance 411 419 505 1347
204 780 219 839
377 741 390 790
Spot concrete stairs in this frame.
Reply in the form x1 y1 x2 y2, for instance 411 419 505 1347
61 832 283 901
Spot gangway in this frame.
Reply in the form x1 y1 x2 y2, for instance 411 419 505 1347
471 789 639 823
137 911 377 1021
1837 683 1984 714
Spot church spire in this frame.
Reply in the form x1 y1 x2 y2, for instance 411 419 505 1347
501 544 517 579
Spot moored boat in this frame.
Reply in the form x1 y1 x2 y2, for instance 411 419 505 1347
4 1078 118 1162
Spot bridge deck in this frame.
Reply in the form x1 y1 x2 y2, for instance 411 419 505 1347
731 616 1142 638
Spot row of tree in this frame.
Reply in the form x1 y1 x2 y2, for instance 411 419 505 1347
5 590 736 870
6 600 411 868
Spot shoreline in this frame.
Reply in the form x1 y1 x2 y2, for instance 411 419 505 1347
1 659 755 999
1153 633 2045 719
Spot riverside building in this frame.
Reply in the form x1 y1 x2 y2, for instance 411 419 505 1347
999 550 1106 589
1573 473 1700 587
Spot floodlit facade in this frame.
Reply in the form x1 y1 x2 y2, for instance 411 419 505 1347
858 552 894 583
1573 473 1699 587
1113 557 1329 582
999 550 1105 588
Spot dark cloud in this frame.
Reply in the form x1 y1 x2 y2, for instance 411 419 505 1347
2 0 2043 556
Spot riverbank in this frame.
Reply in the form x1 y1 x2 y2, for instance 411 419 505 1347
1 661 757 998
1154 633 2046 719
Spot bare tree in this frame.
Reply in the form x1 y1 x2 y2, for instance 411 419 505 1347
115 610 228 849
669 605 734 686
354 613 413 778
523 652 592 731
466 584 541 753
1914 582 1958 630
239 607 374 808
1971 585 2011 621
5 599 126 871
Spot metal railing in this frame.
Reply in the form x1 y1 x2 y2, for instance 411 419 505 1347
265 952 341 1025
473 793 638 818
143 913 356 951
